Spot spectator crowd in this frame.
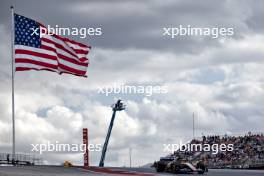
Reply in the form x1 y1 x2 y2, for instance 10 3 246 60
169 133 264 168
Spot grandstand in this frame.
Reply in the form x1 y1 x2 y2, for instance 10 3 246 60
165 133 264 169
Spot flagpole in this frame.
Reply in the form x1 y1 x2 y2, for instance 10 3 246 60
10 6 16 158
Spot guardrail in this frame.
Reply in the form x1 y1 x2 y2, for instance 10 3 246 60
0 153 42 165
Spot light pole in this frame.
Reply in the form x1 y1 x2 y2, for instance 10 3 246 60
193 112 195 139
129 147 132 168
99 99 125 167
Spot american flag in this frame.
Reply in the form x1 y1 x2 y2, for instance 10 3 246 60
14 13 91 77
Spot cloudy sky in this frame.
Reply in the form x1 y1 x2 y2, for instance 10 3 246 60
0 0 264 166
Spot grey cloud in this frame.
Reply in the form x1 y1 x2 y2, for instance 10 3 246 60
0 0 261 53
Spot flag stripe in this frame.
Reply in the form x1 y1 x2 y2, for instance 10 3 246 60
65 42 90 51
41 37 79 59
59 59 88 72
15 45 56 57
59 64 86 75
15 58 58 69
15 54 57 65
16 67 57 73
41 43 89 66
41 41 82 61
43 34 90 56
16 52 87 73
58 53 88 67
15 63 57 71
15 49 57 61
54 34 91 48
75 49 89 54
42 36 89 63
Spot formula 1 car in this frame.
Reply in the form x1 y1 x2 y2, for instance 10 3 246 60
153 157 207 174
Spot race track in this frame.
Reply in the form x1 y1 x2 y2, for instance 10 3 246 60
0 166 264 176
